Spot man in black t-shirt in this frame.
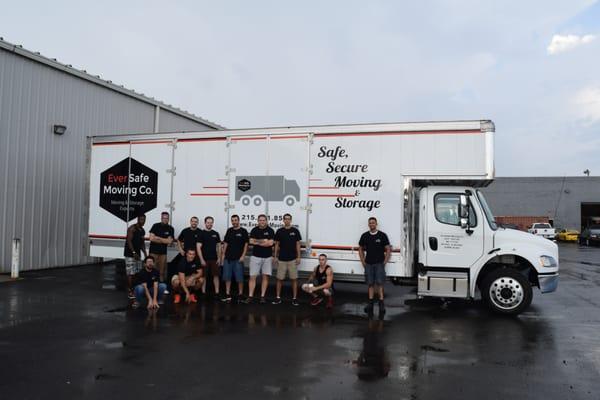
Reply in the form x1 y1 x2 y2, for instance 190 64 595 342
133 256 167 309
221 214 249 303
198 216 222 297
245 214 275 304
358 217 391 316
273 213 302 305
171 249 204 304
149 211 175 285
124 214 147 299
177 216 203 256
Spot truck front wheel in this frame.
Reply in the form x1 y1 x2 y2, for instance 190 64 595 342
481 268 532 315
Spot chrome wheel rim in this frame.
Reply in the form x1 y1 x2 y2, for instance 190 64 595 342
489 277 524 310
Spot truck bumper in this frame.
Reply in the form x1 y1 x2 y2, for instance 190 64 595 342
539 273 559 293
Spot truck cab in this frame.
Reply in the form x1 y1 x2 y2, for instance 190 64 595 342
415 185 559 314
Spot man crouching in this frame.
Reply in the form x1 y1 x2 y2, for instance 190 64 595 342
302 254 334 308
171 249 204 304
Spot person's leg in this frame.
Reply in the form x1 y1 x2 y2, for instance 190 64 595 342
134 284 146 303
157 283 167 302
260 257 272 298
275 261 287 299
210 261 220 295
233 261 244 297
247 256 261 299
364 264 375 314
223 260 233 296
289 262 298 300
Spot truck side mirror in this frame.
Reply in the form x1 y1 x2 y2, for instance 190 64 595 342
460 217 468 229
459 195 469 219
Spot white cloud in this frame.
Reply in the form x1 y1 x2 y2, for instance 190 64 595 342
547 34 596 55
572 85 600 124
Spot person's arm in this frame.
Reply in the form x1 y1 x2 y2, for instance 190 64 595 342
196 241 206 266
384 245 391 265
358 246 366 266
151 281 159 308
295 240 301 265
221 242 228 264
143 282 153 307
126 226 137 258
179 272 190 299
273 241 280 262
307 270 315 283
240 242 248 262
177 237 185 255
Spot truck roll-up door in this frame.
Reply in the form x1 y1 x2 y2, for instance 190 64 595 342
172 137 229 237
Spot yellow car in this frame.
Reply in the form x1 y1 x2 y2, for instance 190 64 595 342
557 229 579 242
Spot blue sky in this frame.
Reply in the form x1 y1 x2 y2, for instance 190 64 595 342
1 0 599 176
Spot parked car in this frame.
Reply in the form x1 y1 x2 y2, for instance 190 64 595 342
528 223 556 240
556 229 579 242
579 225 600 246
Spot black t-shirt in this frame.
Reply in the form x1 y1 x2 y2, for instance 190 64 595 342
178 227 202 251
137 268 160 288
124 225 145 257
200 229 221 261
359 231 390 264
149 223 175 255
275 227 302 261
177 257 200 276
224 227 249 261
250 226 275 258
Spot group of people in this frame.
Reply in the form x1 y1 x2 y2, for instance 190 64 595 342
124 212 391 315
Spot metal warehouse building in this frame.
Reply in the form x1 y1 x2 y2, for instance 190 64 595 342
0 38 222 273
482 176 600 231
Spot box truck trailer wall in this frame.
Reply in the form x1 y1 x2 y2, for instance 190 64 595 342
86 121 558 314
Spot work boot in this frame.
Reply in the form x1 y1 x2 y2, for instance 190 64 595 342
378 300 386 316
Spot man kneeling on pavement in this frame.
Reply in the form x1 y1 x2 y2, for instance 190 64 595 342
302 253 334 308
171 249 204 304
133 256 167 309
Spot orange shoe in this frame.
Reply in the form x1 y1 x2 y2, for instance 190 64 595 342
173 294 182 304
189 294 198 303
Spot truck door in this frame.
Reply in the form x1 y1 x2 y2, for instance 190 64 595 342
228 135 310 237
423 188 484 268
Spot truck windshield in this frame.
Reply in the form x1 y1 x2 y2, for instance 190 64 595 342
477 190 498 230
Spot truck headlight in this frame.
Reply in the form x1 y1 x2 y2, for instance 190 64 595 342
539 255 557 268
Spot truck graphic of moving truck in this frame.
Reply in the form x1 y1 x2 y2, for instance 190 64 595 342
235 175 300 207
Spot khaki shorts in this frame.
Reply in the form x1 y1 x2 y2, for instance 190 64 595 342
276 260 298 280
171 273 202 288
149 253 167 279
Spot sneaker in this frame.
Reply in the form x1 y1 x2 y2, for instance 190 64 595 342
221 294 233 303
291 298 300 306
260 297 267 304
189 294 198 303
272 297 282 305
364 302 374 315
237 295 246 304
326 297 334 309
310 297 324 306
173 294 182 304
128 289 135 300
163 289 170 295
242 296 254 304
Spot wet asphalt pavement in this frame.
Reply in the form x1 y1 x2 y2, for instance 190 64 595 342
0 243 599 400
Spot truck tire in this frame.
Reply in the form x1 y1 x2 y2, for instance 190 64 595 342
284 195 295 206
481 268 532 315
253 196 263 206
241 195 251 206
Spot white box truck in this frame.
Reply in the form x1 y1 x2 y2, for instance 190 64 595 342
86 120 559 314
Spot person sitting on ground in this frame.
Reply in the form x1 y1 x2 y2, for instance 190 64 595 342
133 256 167 310
171 249 204 304
302 253 334 308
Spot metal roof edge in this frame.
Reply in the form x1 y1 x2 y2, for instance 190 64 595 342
0 37 225 130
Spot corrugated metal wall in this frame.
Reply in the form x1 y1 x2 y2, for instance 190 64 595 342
482 177 600 231
0 47 216 272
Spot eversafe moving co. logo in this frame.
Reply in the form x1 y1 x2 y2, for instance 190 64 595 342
235 176 300 207
99 158 158 222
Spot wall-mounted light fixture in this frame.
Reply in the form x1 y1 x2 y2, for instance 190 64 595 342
53 124 67 135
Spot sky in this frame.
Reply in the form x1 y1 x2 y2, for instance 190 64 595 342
1 0 599 176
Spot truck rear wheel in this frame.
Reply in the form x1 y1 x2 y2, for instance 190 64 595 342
481 268 532 315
